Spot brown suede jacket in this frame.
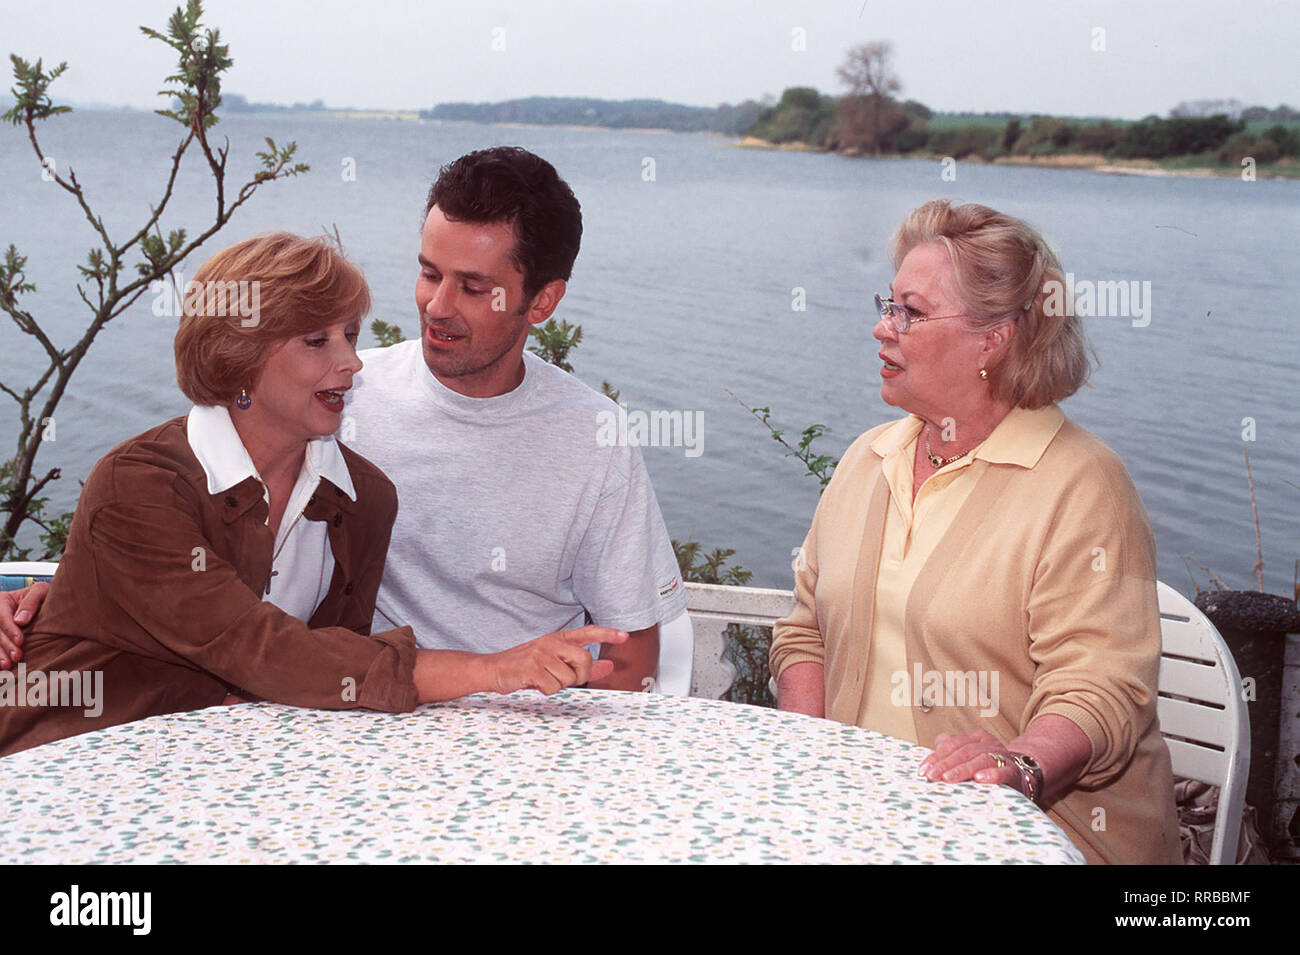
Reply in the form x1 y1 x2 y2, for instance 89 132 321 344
0 415 418 757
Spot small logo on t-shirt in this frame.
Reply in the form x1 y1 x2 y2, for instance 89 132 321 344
658 577 681 598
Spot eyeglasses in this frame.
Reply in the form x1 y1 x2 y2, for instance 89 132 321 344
874 293 967 334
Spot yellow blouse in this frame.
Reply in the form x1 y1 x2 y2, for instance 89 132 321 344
863 416 978 741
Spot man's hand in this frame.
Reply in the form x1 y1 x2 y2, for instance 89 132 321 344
486 625 628 695
0 582 49 670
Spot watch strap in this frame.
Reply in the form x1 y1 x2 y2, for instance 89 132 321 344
1007 753 1044 805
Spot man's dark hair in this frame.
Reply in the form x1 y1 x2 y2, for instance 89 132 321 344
426 146 583 302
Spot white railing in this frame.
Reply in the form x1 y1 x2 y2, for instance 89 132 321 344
682 582 793 699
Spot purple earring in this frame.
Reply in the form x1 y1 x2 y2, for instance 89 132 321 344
236 388 252 410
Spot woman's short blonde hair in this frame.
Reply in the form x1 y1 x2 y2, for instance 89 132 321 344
890 199 1093 409
174 232 370 406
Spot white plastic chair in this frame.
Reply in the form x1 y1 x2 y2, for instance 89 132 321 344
654 611 694 696
0 560 59 590
1156 581 1251 865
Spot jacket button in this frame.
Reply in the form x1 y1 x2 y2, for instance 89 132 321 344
333 513 342 527
308 495 316 506
224 495 237 507
335 487 344 497
343 583 354 595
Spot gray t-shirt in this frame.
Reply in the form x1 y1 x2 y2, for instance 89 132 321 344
344 341 687 652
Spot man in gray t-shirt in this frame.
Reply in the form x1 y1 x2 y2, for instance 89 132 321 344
343 147 686 690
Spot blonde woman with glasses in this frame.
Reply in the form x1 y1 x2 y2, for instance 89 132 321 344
770 200 1180 865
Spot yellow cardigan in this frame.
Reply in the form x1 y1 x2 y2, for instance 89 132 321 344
770 406 1182 865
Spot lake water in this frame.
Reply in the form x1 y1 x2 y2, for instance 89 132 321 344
1 111 1297 597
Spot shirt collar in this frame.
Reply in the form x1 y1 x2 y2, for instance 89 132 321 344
974 404 1065 468
869 415 924 461
417 346 539 417
186 405 356 501
869 404 1065 470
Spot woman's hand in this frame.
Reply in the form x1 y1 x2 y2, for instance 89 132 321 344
919 716 1092 805
0 582 50 669
486 626 627 695
919 730 1025 793
412 626 630 703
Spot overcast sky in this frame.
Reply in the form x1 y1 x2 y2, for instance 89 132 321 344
3 0 1296 118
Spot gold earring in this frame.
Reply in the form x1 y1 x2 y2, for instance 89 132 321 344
978 368 989 380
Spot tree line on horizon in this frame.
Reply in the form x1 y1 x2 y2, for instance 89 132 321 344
748 86 1299 165
422 96 762 134
419 92 1298 167
746 42 1300 166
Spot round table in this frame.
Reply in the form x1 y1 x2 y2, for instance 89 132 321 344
2 690 1084 864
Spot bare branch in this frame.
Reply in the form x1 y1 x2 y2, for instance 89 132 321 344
1 300 63 365
22 360 61 407
723 386 804 458
1244 448 1264 591
1183 553 1231 592
75 283 97 312
14 467 61 515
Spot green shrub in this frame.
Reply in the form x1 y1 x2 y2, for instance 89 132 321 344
1111 114 1244 158
1217 134 1281 164
928 124 1000 159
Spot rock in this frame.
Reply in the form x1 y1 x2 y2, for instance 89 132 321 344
1194 590 1300 634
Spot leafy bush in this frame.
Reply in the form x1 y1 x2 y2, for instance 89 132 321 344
1217 133 1281 165
927 124 1000 159
1262 124 1300 156
1111 114 1244 159
747 87 837 146
673 542 774 707
1072 121 1123 154
894 120 931 153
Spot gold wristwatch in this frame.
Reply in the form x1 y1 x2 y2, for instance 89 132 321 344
1008 753 1044 805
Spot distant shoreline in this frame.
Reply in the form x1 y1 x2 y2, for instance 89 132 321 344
317 109 421 121
486 120 677 135
60 105 701 135
735 136 1300 179
44 107 1300 178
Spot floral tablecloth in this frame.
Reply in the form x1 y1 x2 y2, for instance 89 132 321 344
2 690 1084 864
